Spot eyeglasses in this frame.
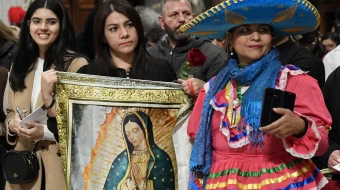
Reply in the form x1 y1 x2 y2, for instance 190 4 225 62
27 18 59 26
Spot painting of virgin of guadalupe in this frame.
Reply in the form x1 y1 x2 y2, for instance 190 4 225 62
104 111 175 190
56 72 193 189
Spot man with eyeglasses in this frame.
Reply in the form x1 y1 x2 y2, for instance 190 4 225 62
147 0 227 97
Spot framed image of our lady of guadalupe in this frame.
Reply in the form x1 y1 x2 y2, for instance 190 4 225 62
55 72 193 190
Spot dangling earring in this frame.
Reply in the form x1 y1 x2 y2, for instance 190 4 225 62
230 47 234 56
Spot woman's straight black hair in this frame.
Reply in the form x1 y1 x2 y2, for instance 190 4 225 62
89 0 150 78
10 0 79 92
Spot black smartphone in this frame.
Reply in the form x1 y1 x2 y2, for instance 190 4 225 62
260 88 296 126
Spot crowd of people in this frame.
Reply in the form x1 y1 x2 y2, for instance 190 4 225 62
0 0 340 189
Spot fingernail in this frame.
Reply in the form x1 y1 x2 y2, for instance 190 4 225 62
273 108 277 111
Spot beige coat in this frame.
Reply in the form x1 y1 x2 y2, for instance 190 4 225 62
4 57 88 190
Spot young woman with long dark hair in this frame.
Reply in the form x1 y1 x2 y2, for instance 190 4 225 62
5 0 88 189
78 0 176 82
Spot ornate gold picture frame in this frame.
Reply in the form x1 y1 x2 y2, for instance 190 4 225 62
56 72 193 190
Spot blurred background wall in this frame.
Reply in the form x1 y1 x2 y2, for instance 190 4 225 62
0 0 339 35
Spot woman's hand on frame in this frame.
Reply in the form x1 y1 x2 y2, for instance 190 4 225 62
41 69 57 105
178 78 205 96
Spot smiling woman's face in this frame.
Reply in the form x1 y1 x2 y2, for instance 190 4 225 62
29 8 60 51
124 121 145 147
229 24 272 65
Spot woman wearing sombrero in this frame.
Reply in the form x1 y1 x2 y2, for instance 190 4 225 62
183 0 332 189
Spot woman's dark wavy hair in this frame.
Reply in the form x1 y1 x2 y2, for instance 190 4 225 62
76 6 99 60
321 32 340 46
10 0 78 92
90 0 150 78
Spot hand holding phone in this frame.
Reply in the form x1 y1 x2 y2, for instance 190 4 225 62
260 88 296 126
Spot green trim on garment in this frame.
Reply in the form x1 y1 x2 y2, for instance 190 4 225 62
208 158 304 178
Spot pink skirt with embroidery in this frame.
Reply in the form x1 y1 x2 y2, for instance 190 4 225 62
203 151 328 190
